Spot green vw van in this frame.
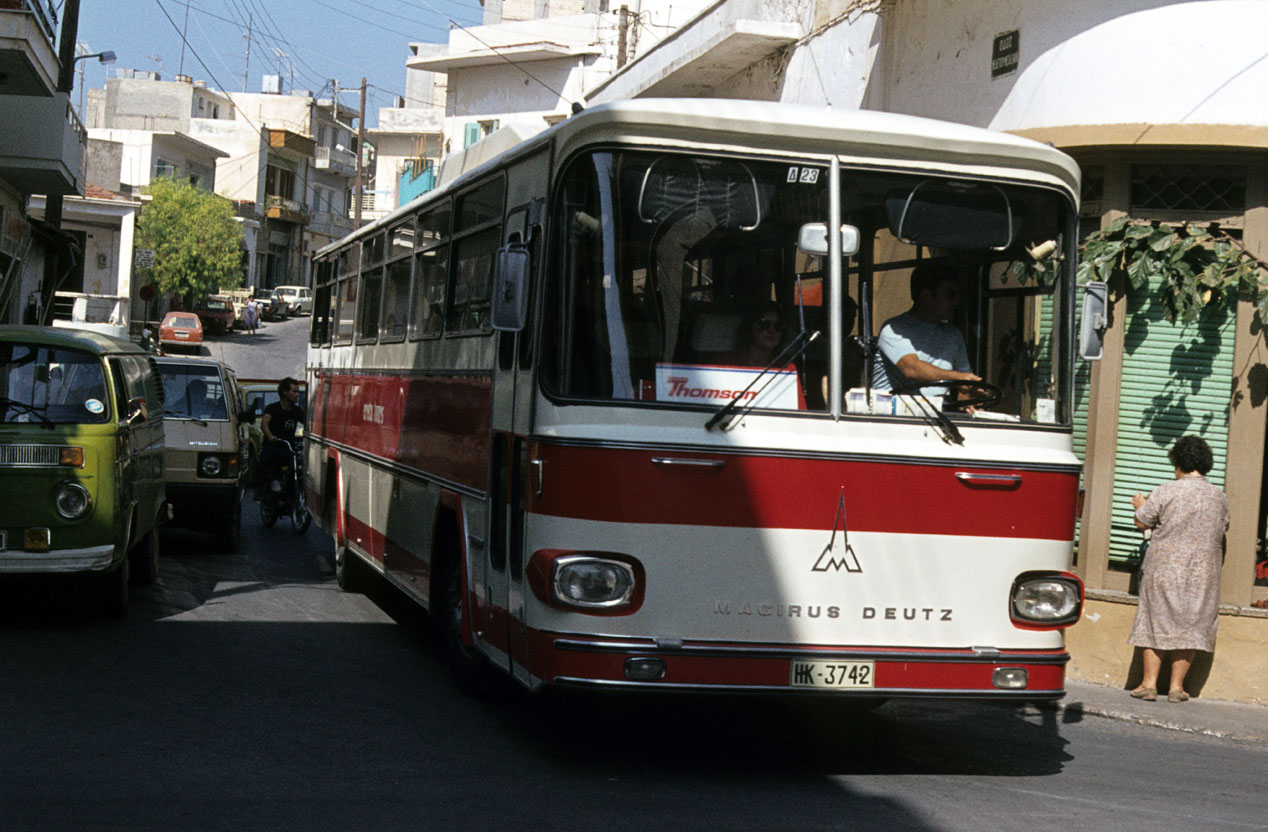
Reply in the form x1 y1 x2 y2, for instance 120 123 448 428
0 325 167 615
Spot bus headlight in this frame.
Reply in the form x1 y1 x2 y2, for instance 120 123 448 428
54 482 92 520
1010 572 1082 628
552 555 636 609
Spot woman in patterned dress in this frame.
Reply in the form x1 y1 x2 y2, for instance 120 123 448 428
1128 435 1230 703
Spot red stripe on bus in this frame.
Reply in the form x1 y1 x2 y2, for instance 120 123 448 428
530 444 1078 540
311 372 492 491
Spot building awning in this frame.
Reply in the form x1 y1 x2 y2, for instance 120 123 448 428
587 19 801 103
407 41 601 72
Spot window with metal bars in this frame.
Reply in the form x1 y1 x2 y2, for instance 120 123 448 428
1130 164 1246 213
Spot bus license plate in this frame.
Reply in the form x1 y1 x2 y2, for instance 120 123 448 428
789 660 874 689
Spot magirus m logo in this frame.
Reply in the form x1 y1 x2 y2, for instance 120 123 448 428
811 489 862 573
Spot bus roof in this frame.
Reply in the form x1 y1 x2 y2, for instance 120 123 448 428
318 99 1080 257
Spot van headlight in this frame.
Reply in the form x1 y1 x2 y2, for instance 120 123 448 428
1010 572 1082 627
552 555 636 609
54 481 92 520
199 454 224 477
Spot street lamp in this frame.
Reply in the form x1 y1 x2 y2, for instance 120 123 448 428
73 49 116 120
75 50 117 66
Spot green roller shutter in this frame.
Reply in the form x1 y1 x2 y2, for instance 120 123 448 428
1108 277 1234 563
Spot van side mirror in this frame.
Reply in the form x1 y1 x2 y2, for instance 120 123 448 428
798 223 861 257
126 396 148 425
491 243 531 332
1079 281 1109 360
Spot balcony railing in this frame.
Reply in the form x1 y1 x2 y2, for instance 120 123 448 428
0 0 61 94
315 145 357 175
265 194 310 225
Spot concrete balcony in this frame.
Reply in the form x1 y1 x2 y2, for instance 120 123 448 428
266 127 315 158
0 92 85 196
265 194 309 225
314 145 356 176
0 0 59 96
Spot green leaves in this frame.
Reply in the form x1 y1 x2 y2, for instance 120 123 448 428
135 177 245 301
1079 218 1268 325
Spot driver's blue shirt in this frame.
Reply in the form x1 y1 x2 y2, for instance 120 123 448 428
873 312 972 397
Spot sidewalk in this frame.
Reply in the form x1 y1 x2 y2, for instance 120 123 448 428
1046 679 1268 743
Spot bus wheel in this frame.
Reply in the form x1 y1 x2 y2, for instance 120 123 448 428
334 545 363 592
435 550 498 695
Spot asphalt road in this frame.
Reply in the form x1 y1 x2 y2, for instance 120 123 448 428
1 314 1264 831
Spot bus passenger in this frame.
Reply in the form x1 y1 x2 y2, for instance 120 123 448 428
726 302 785 367
872 263 980 398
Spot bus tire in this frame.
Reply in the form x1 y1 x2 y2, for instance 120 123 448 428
433 524 498 695
334 545 363 593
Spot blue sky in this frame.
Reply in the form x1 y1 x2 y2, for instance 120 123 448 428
76 0 483 125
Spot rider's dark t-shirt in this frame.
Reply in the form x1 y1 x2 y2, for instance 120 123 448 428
264 401 304 442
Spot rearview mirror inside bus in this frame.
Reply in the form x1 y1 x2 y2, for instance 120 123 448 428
637 156 762 231
491 244 531 332
1079 280 1109 360
887 180 1016 250
797 223 861 257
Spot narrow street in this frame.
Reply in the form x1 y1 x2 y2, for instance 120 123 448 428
0 316 1261 831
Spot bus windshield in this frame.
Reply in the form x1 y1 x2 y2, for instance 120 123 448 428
542 149 1075 425
0 344 111 425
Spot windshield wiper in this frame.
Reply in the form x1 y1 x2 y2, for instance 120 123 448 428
0 397 54 428
706 329 821 431
164 408 207 426
892 383 964 446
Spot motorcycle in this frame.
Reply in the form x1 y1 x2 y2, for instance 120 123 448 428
259 438 311 533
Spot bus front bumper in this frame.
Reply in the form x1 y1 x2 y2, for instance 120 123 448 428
530 634 1070 700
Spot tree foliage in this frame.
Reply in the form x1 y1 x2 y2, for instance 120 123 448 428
135 177 243 300
1078 217 1268 324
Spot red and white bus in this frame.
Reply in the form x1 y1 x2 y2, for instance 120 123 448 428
306 99 1087 700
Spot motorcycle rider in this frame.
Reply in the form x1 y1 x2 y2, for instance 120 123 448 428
259 377 304 495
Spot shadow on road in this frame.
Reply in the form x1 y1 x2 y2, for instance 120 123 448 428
0 503 1072 832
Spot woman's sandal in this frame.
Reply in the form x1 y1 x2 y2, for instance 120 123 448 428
1129 686 1157 701
1168 690 1190 703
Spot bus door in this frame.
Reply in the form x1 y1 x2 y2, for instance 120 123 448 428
485 151 548 684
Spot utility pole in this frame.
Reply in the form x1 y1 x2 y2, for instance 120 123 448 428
354 77 366 225
617 5 629 69
242 13 252 92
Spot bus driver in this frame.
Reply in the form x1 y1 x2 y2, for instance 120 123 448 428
872 262 981 399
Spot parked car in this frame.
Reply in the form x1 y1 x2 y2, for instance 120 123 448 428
238 378 307 483
154 356 250 551
0 325 167 616
158 311 203 353
195 296 235 335
274 285 313 316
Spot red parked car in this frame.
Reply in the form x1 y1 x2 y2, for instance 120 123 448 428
158 311 204 353
195 297 236 335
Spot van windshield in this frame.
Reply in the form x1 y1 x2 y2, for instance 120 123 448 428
0 343 111 424
157 363 229 421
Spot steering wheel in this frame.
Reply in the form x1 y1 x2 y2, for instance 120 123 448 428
929 379 1003 410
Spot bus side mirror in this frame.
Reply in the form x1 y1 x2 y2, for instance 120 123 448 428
491 243 531 332
798 223 861 257
1080 281 1109 360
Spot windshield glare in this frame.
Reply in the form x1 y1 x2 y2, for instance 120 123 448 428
0 344 111 424
542 149 1073 425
